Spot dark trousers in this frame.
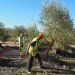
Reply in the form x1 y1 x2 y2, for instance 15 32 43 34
27 53 42 71
19 43 23 54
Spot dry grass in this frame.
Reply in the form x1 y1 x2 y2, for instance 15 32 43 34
0 42 75 75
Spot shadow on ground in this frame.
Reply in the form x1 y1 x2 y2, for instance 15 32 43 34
0 46 75 75
0 58 27 67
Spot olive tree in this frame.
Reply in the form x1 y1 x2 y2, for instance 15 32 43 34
39 0 74 46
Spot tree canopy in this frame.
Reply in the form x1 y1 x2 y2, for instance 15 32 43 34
39 0 75 44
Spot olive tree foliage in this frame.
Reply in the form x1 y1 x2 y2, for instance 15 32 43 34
27 22 39 41
0 22 4 37
72 28 75 44
12 25 27 38
0 22 10 42
23 22 39 51
39 0 74 45
2 29 10 42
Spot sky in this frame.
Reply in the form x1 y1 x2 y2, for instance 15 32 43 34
0 0 75 29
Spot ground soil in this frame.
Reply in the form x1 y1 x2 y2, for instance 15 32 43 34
0 42 75 75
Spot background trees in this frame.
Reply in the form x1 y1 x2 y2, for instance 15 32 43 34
39 0 75 48
0 22 10 42
0 0 75 49
12 25 27 38
0 22 5 40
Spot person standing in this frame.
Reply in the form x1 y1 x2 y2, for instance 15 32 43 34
26 33 44 74
15 33 24 55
